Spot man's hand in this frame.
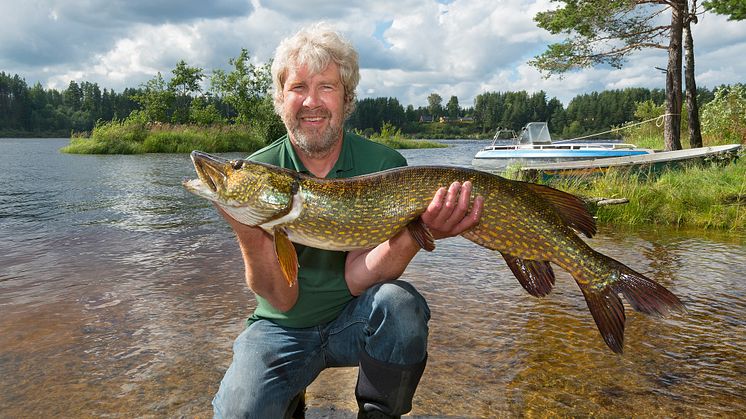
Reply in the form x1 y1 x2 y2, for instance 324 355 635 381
420 181 484 240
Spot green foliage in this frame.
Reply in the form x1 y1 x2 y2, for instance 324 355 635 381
61 118 149 154
347 97 406 132
703 0 746 20
0 71 141 136
701 84 746 143
446 96 460 119
210 48 273 124
61 119 265 154
531 0 657 75
427 93 443 118
545 157 746 231
133 73 174 123
189 97 226 125
618 99 666 149
561 88 665 139
472 90 563 134
365 122 445 149
169 60 205 124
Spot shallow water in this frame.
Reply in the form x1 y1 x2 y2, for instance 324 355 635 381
1 138 744 417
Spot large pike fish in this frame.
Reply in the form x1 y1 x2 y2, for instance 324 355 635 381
184 150 684 353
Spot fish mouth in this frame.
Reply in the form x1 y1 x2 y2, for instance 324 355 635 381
190 151 233 193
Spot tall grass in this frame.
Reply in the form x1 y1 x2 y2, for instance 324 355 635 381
548 157 746 231
62 119 266 154
367 122 445 149
64 119 444 154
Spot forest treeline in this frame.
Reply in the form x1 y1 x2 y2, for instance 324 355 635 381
0 65 724 141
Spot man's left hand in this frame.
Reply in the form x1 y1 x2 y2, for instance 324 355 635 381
421 181 484 240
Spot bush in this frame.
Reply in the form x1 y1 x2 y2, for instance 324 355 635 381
701 84 746 144
61 116 266 154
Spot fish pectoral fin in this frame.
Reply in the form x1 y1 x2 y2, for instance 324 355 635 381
407 218 435 252
523 182 597 238
500 252 555 297
273 228 298 287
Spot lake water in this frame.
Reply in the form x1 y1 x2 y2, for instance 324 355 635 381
1 138 745 417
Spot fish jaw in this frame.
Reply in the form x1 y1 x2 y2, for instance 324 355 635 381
183 178 218 202
184 151 298 227
190 150 233 193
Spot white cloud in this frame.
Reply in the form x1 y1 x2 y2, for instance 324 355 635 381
1 0 744 108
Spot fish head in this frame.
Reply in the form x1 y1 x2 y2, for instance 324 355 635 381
184 151 296 226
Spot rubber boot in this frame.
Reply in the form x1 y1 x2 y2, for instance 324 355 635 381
355 351 427 418
284 389 305 419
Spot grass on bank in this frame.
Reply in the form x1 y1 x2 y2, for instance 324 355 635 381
527 119 746 231
62 119 266 154
62 119 445 154
539 153 746 231
365 122 446 149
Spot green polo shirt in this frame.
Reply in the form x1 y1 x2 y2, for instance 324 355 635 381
246 131 408 328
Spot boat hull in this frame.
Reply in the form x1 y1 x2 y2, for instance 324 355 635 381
517 144 743 181
473 148 652 160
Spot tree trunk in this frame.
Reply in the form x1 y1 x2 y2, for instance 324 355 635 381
684 5 703 148
664 0 685 151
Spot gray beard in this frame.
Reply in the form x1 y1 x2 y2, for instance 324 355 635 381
288 122 342 159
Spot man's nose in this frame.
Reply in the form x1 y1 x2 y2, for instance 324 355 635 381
303 89 321 108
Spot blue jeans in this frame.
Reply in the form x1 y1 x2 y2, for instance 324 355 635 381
212 280 430 418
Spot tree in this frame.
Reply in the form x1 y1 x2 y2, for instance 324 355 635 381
210 49 273 124
446 96 460 119
700 84 746 142
683 4 703 148
169 60 204 124
427 93 443 119
134 72 173 123
64 80 83 111
531 0 691 151
703 0 746 20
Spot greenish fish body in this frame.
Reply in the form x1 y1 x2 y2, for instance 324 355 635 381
184 151 684 353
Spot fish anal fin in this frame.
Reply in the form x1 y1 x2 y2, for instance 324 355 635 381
580 287 626 354
523 182 597 238
500 252 555 297
407 217 435 252
273 228 298 287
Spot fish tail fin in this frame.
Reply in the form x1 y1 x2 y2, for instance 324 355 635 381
573 255 686 354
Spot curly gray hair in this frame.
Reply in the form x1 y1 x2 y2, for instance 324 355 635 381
271 23 360 119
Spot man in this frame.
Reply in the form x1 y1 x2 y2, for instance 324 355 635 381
212 24 483 418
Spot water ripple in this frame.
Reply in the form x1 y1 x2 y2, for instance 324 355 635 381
1 139 745 417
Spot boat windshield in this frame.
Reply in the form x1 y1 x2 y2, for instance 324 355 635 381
518 122 552 145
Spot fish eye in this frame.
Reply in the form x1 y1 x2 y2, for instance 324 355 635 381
232 160 245 170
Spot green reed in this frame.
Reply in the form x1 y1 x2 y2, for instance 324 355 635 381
549 158 746 231
62 120 266 154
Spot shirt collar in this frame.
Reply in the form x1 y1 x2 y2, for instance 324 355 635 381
281 131 355 179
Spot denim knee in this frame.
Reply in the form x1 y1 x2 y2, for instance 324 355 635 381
366 281 430 363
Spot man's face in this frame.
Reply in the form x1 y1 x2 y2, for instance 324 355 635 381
280 62 346 159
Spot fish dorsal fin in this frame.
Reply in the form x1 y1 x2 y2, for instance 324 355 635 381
523 182 597 238
407 217 435 251
273 227 298 287
500 252 555 297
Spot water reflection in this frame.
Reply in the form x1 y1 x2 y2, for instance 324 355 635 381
1 139 745 417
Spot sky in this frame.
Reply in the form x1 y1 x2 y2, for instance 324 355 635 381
2 0 745 108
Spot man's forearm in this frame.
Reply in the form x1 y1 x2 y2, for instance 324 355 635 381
344 229 421 296
218 206 299 311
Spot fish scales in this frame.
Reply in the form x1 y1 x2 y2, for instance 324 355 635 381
184 151 685 354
